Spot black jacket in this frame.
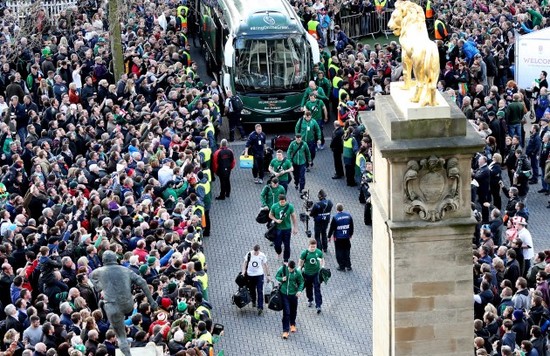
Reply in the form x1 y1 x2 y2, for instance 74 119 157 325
331 126 344 153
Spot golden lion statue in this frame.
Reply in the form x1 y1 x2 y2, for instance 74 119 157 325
388 0 440 106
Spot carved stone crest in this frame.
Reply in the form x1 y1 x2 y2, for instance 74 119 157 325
404 156 460 222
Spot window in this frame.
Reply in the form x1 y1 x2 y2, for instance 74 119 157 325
234 36 311 93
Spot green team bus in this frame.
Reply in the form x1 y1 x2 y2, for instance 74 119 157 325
196 0 320 124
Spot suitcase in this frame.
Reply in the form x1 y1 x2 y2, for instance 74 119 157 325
239 155 253 169
232 287 251 308
271 135 292 151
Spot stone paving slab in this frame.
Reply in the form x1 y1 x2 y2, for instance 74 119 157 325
206 141 373 355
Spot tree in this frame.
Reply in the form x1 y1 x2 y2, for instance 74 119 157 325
108 0 124 81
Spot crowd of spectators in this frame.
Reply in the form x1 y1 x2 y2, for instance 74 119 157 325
0 0 548 354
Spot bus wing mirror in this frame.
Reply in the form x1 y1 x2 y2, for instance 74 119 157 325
223 73 231 93
224 35 234 68
305 34 321 64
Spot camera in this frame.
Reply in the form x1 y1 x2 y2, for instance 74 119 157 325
300 189 314 211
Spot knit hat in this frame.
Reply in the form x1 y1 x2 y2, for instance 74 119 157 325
177 301 188 312
108 201 120 211
156 311 167 321
139 264 149 274
147 257 157 266
173 330 184 342
513 309 524 320
160 297 172 310
496 111 505 118
167 282 178 293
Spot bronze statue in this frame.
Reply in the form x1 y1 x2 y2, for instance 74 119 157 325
90 251 158 356
388 0 440 106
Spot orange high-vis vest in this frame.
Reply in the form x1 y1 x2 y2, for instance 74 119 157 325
374 0 387 12
434 19 448 40
307 19 320 40
425 0 434 19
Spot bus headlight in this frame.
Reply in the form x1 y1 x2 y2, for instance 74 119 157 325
241 109 251 115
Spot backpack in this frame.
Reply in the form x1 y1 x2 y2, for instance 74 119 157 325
230 95 243 112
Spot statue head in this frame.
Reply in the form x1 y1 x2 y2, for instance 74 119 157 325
102 250 118 265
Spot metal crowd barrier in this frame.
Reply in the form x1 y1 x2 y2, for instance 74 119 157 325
338 9 394 40
6 0 77 25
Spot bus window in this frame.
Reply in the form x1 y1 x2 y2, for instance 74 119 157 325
234 36 311 93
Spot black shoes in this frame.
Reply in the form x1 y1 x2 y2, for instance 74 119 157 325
215 196 225 200
539 189 548 193
337 266 346 272
346 267 353 272
529 179 538 185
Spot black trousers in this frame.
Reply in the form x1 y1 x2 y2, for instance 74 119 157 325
314 221 329 252
345 164 356 186
252 155 265 179
204 210 211 236
334 238 351 268
219 172 231 197
333 150 344 177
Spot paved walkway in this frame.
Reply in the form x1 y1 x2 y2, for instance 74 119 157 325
206 142 373 355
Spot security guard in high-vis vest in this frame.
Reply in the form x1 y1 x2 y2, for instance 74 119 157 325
186 61 198 80
374 0 387 12
198 139 212 170
202 117 217 151
193 294 212 322
196 321 213 344
355 147 367 185
425 0 434 19
342 128 358 186
425 0 434 32
327 203 354 271
434 18 448 40
307 18 321 40
196 172 212 236
177 5 189 30
327 58 340 81
194 261 209 300
331 69 343 101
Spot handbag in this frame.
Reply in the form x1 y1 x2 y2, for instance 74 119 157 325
239 155 253 169
268 285 283 311
256 208 270 224
235 252 252 287
264 224 277 242
268 266 286 312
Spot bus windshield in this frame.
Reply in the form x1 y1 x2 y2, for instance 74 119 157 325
234 36 311 94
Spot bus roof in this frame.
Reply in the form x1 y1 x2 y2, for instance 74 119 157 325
218 0 304 36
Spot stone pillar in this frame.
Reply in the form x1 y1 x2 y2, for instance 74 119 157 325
364 83 484 355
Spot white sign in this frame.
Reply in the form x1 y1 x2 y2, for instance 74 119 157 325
516 37 550 90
